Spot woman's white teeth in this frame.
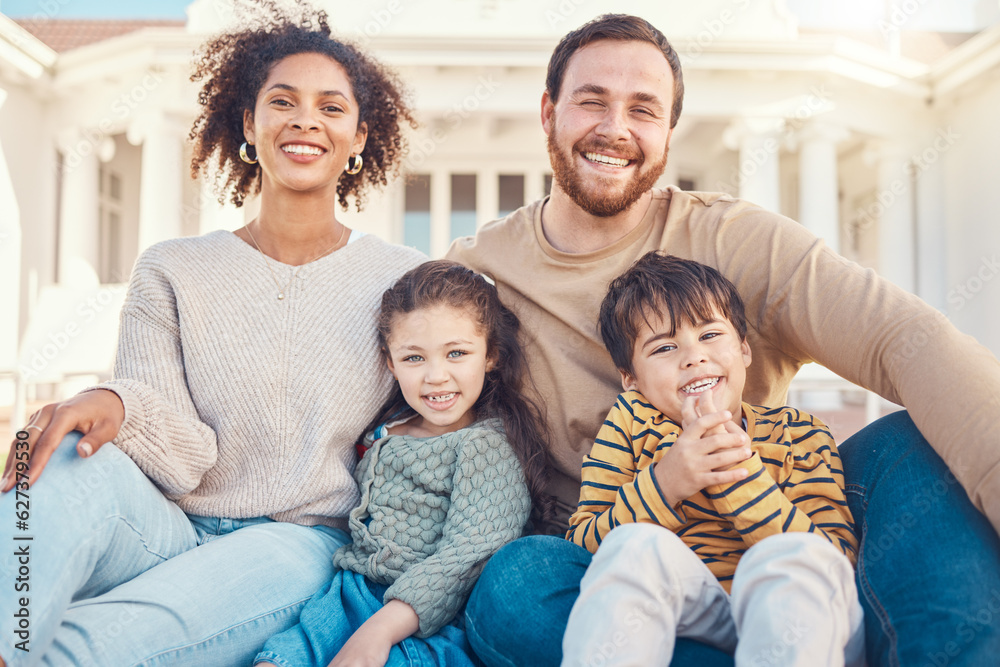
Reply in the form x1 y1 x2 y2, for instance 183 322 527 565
682 378 719 394
282 144 324 156
585 152 629 167
427 393 456 403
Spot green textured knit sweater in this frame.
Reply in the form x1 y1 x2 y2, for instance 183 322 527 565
334 417 531 637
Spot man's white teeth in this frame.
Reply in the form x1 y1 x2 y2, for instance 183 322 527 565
282 144 324 156
426 393 456 403
682 378 719 394
584 152 629 167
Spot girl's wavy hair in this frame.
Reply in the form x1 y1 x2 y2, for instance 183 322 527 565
368 260 556 530
188 0 415 210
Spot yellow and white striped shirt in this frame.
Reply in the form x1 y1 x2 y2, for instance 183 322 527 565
567 391 858 591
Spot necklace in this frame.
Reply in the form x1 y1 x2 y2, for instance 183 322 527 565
245 222 347 300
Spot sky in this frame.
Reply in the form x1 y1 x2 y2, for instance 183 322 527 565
1 0 997 31
0 0 191 19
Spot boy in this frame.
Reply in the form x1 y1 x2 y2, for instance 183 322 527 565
563 252 864 666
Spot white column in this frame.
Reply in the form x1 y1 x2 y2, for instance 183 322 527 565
476 168 499 228
525 167 546 204
660 159 680 190
793 122 848 413
797 122 848 253
430 168 451 259
198 183 245 235
57 129 101 287
129 113 184 252
0 87 22 383
912 139 947 309
874 143 916 293
723 117 784 213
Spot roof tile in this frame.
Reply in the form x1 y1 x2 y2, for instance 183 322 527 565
13 18 185 53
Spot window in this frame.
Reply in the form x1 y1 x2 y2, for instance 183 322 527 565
498 174 524 217
98 167 124 283
404 174 431 255
450 174 477 241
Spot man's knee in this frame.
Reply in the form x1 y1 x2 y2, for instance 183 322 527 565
467 536 585 666
840 410 928 476
471 535 582 611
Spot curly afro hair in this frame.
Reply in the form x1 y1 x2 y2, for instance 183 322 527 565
189 0 415 211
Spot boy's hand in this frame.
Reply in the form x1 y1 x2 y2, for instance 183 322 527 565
653 392 751 507
693 390 749 472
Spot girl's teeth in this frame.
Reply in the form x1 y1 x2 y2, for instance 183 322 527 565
427 393 455 403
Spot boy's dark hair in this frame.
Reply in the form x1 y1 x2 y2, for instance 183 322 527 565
598 252 748 376
368 260 555 530
546 13 684 129
189 0 414 211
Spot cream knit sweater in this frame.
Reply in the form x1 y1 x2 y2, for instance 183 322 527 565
99 230 425 528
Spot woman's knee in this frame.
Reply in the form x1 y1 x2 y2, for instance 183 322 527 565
29 431 130 497
4 433 142 524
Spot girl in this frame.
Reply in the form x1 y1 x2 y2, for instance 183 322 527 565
256 260 553 667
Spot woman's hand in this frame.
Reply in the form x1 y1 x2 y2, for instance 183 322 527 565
1 389 125 492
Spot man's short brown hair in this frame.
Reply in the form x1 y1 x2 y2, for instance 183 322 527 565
546 13 685 128
599 252 748 376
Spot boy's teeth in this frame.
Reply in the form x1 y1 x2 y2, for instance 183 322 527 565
427 393 456 403
584 152 629 167
282 144 324 156
682 377 719 394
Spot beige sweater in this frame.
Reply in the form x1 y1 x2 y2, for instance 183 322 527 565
99 230 425 528
447 187 1000 533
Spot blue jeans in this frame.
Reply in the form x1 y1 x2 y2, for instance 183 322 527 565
0 432 350 666
464 411 1000 666
256 570 479 667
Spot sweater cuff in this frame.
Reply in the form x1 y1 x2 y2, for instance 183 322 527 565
85 378 216 499
89 379 151 453
384 575 472 638
637 465 687 529
83 381 140 433
703 453 771 515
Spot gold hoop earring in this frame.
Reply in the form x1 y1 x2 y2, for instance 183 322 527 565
239 142 258 165
345 154 363 175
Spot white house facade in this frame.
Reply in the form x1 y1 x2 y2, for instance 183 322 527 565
2 0 1000 425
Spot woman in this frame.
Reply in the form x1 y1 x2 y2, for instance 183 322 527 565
0 3 424 665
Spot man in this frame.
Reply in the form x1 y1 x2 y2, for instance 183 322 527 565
447 13 1000 667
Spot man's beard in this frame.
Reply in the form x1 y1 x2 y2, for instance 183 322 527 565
546 127 668 218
